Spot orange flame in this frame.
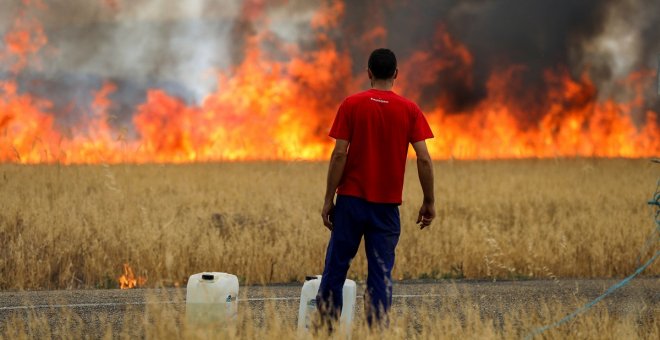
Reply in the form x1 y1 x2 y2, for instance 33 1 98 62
118 263 147 289
1 14 47 73
0 2 658 164
419 66 659 159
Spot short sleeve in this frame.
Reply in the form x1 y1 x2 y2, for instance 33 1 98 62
410 104 434 143
329 99 352 140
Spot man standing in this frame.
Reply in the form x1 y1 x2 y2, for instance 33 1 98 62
317 48 436 326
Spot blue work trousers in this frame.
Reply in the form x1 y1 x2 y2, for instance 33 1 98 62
316 195 401 325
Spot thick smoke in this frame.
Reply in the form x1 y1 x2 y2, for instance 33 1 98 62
337 0 660 121
0 0 658 129
0 0 320 128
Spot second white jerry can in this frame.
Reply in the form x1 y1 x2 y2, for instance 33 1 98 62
297 275 356 335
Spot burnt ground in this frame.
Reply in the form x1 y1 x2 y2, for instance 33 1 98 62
0 279 657 337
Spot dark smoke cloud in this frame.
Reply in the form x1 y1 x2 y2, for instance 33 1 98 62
446 0 616 121
340 0 659 122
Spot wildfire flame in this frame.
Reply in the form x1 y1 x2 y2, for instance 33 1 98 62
0 1 658 164
118 263 147 290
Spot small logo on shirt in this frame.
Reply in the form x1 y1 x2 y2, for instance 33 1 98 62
370 97 389 104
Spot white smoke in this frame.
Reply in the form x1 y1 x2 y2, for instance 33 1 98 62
574 0 659 100
0 0 320 103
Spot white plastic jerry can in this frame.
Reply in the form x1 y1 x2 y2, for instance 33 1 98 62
297 275 356 335
186 272 239 326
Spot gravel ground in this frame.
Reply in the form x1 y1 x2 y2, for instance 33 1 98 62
0 278 657 336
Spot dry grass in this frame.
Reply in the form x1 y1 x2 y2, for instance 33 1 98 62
0 159 658 289
1 291 658 339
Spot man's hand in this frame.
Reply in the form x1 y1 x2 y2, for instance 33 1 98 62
322 139 348 232
412 140 435 230
416 201 435 229
321 199 335 231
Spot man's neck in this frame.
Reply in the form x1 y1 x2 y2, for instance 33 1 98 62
371 79 394 91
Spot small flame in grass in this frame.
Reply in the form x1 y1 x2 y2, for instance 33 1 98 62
118 263 147 289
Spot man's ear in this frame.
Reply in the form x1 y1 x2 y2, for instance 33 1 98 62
393 69 398 80
368 68 373 80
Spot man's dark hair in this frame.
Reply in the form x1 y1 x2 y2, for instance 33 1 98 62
368 48 397 80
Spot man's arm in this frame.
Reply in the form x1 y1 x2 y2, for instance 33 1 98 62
412 140 435 229
322 139 350 230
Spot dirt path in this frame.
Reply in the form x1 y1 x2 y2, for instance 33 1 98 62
0 278 657 336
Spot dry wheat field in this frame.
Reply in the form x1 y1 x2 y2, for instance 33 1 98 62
0 159 658 290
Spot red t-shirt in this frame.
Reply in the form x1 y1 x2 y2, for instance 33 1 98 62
329 89 434 204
